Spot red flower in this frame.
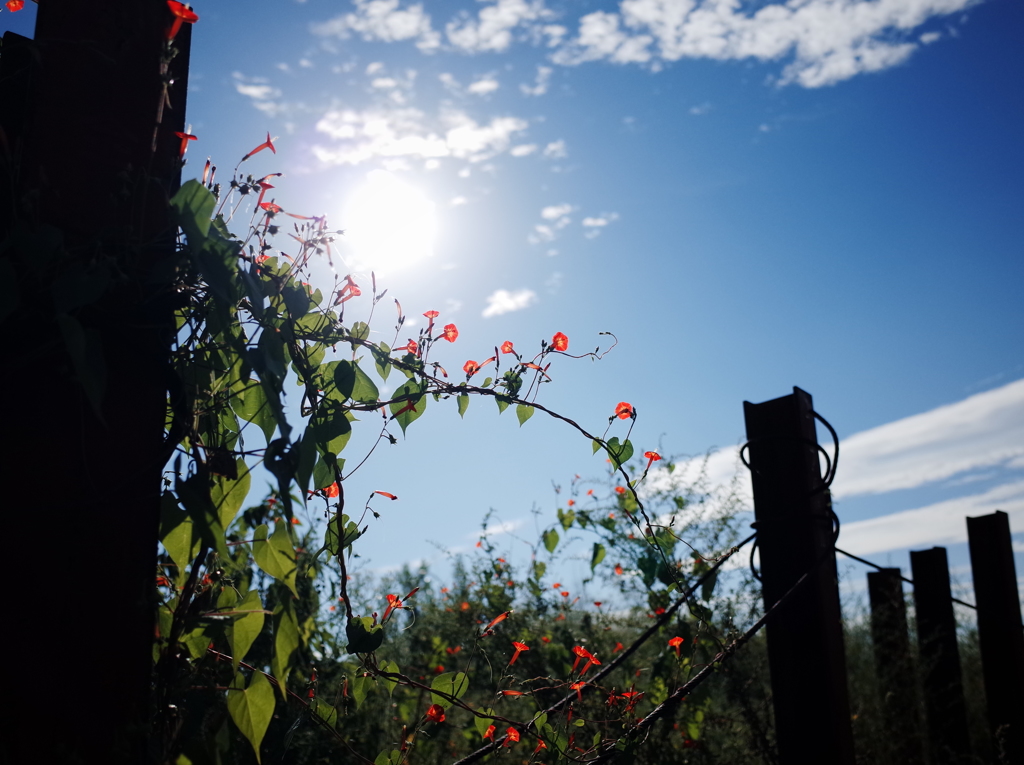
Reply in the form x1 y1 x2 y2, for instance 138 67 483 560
463 357 494 377
290 517 301 525
580 652 601 676
173 131 197 159
654 607 666 615
395 339 419 355
613 641 624 653
166 1 199 40
335 275 361 306
570 681 586 701
5 1 25 11
594 601 602 607
382 593 402 622
614 564 624 575
426 704 445 723
440 323 459 343
423 310 439 319
259 202 282 214
533 739 547 755
483 724 496 740
498 690 524 697
668 636 683 658
374 490 398 500
500 341 514 354
643 450 662 470
325 483 340 498
552 583 561 589
482 610 511 633
243 131 276 161
614 486 626 495
571 646 592 672
567 499 575 507
551 332 569 352
541 636 551 643
510 641 530 665
504 728 520 747
615 401 634 420
561 591 570 598
435 665 445 673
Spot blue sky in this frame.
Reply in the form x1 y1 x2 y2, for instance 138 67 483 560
4 0 1021 598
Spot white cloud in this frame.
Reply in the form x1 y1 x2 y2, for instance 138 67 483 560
543 139 567 158
311 0 441 52
232 72 282 102
551 0 975 87
689 102 712 115
313 105 529 165
371 77 400 89
675 378 1024 506
833 378 1024 498
446 0 551 52
840 481 1024 557
541 203 573 220
450 195 468 206
920 31 942 44
467 76 501 95
510 143 538 157
582 212 619 238
482 288 538 318
520 65 553 96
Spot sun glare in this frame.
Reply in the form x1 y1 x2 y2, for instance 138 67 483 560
342 170 437 275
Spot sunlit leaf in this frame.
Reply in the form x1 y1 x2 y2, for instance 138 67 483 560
458 394 469 418
252 523 297 596
227 590 265 673
430 672 469 709
389 380 425 435
543 529 559 554
516 404 534 426
272 603 299 700
227 670 275 763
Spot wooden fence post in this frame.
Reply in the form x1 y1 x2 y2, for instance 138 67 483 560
966 510 1024 763
909 547 972 764
0 3 190 763
867 568 925 765
743 387 854 765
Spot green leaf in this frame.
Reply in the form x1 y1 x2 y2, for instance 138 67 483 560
430 672 469 709
352 675 373 708
534 712 548 731
457 394 469 418
227 670 275 764
374 750 402 765
532 561 547 580
590 543 607 571
592 439 602 454
309 698 338 728
389 380 425 435
170 180 216 244
160 492 198 577
322 513 363 557
515 404 534 426
211 460 250 529
252 523 297 596
543 529 559 554
272 603 300 700
373 343 392 382
352 362 380 403
606 437 634 468
494 395 511 414
346 616 384 654
349 321 370 350
558 508 575 531
233 381 277 442
475 708 496 738
379 660 400 697
282 283 311 320
226 590 265 673
176 472 231 563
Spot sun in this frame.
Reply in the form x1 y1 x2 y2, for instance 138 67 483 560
341 170 437 276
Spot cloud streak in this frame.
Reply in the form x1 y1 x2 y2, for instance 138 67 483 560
313 0 978 87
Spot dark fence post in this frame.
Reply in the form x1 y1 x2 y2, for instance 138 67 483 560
743 387 854 765
966 510 1024 763
867 568 925 765
909 547 973 764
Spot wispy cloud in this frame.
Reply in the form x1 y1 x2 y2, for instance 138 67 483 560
833 378 1024 498
312 0 441 52
313 105 529 166
840 481 1024 557
520 65 553 96
482 288 538 317
467 76 501 95
313 0 976 88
